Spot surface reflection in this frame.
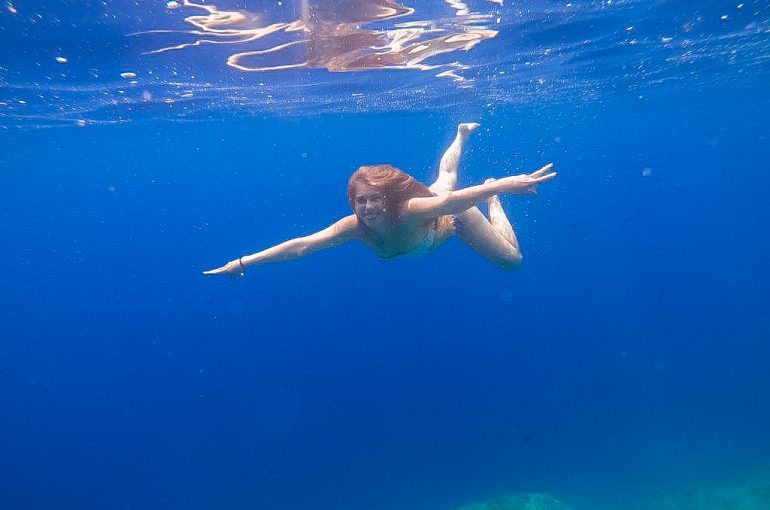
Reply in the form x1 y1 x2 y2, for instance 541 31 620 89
146 0 500 81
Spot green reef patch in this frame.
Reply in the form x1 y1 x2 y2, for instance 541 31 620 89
653 466 770 510
457 493 573 510
453 465 770 510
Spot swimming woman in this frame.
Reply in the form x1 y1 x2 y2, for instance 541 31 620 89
203 123 556 275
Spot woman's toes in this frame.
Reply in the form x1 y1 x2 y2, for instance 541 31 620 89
458 122 481 136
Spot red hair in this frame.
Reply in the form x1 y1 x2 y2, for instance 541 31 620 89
347 164 432 221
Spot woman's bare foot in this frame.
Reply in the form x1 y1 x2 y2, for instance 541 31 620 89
458 122 480 140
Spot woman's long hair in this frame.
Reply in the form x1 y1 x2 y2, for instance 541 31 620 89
347 164 433 223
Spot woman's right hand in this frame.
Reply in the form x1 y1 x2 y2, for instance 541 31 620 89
203 259 245 276
496 163 556 195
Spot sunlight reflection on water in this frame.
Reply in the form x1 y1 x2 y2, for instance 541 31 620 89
140 0 499 82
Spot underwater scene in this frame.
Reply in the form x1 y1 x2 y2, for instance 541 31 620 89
2 1 770 509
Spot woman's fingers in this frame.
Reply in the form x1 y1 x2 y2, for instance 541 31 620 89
535 171 557 182
529 163 554 177
522 170 556 193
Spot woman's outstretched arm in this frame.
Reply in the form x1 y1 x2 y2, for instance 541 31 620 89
203 215 358 276
405 164 556 220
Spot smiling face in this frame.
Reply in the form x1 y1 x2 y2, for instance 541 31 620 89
353 183 387 228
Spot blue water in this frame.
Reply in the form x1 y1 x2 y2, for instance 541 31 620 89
2 2 770 510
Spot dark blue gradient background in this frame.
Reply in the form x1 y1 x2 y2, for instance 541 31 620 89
2 0 770 505
2 84 769 510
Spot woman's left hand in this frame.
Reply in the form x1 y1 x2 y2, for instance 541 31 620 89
203 259 245 276
496 163 557 195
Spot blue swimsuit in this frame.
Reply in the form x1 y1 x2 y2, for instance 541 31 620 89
399 223 437 258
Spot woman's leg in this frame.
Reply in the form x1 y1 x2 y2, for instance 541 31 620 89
429 122 480 194
429 123 522 269
454 200 522 271
484 178 519 249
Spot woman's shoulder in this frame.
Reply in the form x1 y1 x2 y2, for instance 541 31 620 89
335 214 363 239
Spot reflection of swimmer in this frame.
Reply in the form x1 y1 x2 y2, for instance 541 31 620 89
235 0 496 73
203 123 556 276
296 0 493 72
151 0 497 77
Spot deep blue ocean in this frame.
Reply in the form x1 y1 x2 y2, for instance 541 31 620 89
2 1 770 510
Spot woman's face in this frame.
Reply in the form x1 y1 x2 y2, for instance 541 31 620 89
353 183 387 227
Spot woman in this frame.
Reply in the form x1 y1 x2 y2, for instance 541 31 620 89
203 123 556 275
